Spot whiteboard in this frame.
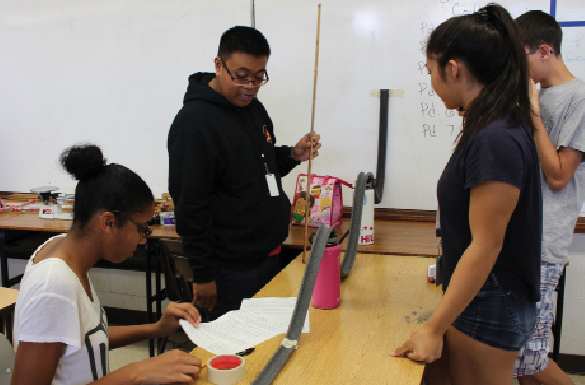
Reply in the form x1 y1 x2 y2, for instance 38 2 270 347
0 0 250 195
257 0 585 209
1 0 584 209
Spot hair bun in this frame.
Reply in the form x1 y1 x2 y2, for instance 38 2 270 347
60 144 107 181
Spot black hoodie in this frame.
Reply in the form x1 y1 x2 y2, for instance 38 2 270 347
168 73 300 283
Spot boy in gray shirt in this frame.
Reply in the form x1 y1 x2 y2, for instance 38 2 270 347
515 11 585 385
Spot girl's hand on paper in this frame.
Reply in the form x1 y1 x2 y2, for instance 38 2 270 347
157 302 201 337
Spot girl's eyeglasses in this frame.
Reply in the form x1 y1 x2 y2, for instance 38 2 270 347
112 210 153 238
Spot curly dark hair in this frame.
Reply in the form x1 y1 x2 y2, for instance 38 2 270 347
60 143 153 230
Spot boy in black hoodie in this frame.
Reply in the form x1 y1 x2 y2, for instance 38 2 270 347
168 26 320 321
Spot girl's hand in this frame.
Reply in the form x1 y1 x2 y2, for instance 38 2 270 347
156 302 201 337
390 325 444 363
123 349 202 384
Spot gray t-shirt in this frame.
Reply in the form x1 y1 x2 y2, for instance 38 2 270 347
540 78 585 264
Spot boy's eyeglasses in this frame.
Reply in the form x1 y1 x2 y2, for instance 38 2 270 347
526 47 539 55
527 46 554 55
221 58 269 87
112 210 152 238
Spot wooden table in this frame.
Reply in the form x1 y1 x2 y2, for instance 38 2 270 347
0 214 439 357
0 213 71 233
151 219 440 256
0 287 19 344
0 211 573 363
190 254 442 385
285 221 438 256
0 287 18 318
0 214 72 294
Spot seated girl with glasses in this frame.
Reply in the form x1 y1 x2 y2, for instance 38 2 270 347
11 144 203 385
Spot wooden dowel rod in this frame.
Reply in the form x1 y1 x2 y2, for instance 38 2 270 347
303 3 321 264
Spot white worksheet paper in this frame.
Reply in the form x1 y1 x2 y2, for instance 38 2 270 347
180 297 309 354
240 297 310 333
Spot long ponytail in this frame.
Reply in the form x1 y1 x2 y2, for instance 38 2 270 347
427 3 534 150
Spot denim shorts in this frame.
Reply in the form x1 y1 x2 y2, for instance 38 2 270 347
452 274 537 351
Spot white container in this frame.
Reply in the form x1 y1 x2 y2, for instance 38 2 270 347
359 189 375 245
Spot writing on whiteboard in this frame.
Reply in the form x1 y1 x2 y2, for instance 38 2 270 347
417 19 460 139
565 34 584 63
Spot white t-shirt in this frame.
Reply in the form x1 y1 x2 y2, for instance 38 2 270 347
539 78 585 264
14 234 109 385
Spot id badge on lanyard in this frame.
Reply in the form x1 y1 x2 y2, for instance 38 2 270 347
263 154 279 196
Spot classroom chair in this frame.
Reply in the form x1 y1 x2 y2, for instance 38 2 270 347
159 240 193 303
157 240 194 354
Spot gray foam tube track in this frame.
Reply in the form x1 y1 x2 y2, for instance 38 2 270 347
249 345 292 385
341 172 366 278
250 225 332 385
